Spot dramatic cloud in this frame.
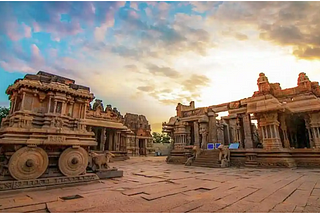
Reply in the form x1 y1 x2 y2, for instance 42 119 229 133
146 64 181 78
211 2 320 59
1 1 320 132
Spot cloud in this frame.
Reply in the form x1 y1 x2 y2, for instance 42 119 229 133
0 2 126 42
137 85 155 92
235 33 248 41
293 47 320 60
94 25 108 42
146 64 180 78
31 44 44 65
191 2 222 13
182 74 211 93
134 72 211 106
22 23 32 38
209 2 320 59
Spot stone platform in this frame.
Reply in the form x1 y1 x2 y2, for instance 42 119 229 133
1 157 320 213
0 173 99 193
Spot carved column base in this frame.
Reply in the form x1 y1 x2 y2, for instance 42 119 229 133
263 138 282 150
314 139 320 149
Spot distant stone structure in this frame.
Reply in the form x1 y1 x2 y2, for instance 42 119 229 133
86 107 154 158
163 72 320 168
123 113 154 156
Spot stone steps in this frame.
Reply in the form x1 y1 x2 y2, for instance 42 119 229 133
245 161 258 168
191 150 221 168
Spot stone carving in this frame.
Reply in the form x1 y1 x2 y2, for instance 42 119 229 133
93 99 104 111
218 145 230 168
51 117 64 128
89 151 115 171
0 174 99 191
257 72 271 93
185 146 200 166
199 123 208 149
298 72 310 85
46 135 66 143
229 101 241 109
0 71 98 186
182 108 206 117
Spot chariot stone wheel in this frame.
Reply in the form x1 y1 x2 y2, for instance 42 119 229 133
58 147 88 177
8 147 49 180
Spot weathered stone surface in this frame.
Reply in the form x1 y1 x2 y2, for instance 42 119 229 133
1 157 320 213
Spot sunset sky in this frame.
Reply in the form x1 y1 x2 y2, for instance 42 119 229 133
1 1 320 132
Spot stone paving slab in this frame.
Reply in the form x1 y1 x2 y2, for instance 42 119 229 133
2 156 320 213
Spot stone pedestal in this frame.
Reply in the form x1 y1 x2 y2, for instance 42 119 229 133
95 168 123 179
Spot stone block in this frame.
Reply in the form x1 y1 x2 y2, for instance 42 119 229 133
95 170 123 179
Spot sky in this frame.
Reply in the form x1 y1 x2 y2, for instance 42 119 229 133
1 1 320 132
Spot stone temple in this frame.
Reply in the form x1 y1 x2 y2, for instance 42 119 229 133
163 72 320 168
0 71 153 191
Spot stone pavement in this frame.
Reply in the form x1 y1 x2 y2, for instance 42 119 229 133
1 156 320 213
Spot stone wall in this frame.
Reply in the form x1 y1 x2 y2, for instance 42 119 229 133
153 143 171 156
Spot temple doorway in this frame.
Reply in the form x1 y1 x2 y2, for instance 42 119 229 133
286 114 310 148
139 139 146 155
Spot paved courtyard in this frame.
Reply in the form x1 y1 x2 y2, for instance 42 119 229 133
1 157 320 213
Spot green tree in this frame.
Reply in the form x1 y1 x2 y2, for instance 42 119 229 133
152 132 171 144
0 107 9 127
161 133 171 144
152 132 162 144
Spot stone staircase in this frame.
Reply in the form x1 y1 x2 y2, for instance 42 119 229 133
191 150 221 168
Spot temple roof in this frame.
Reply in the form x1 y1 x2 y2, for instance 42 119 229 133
6 71 94 99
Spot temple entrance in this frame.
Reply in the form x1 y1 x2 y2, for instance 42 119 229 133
139 139 146 155
286 114 310 148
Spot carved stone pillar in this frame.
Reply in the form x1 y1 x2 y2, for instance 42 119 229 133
199 123 208 149
21 92 26 110
53 100 57 114
10 95 17 114
100 128 106 151
242 114 253 149
304 115 314 148
83 102 87 119
308 112 320 148
145 139 148 155
173 121 188 150
115 132 120 151
236 116 243 148
208 111 218 144
258 112 282 149
108 131 113 151
280 114 290 148
47 96 52 113
194 121 200 147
